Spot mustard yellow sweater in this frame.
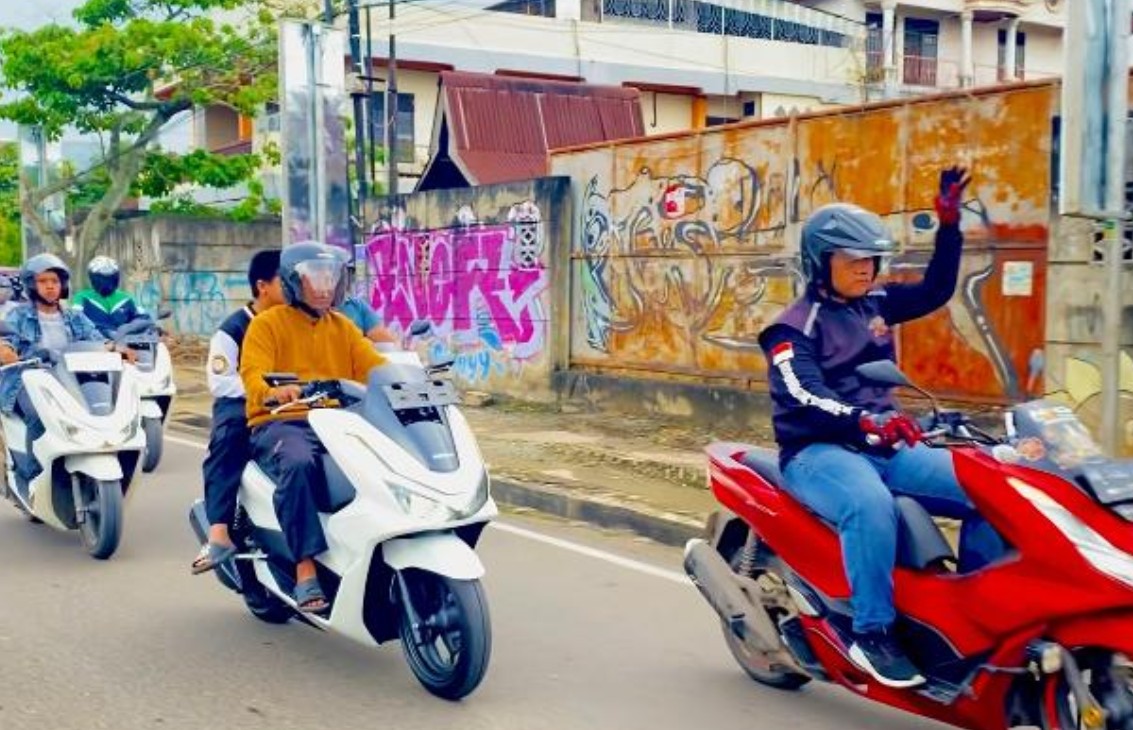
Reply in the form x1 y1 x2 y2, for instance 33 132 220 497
240 306 386 427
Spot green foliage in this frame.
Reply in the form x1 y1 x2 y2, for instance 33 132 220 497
0 0 283 268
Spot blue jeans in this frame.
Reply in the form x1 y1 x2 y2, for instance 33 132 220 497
782 443 1004 634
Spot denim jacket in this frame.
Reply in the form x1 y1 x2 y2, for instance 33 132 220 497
0 303 105 413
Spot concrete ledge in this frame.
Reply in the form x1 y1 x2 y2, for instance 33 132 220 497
168 420 704 548
490 478 703 547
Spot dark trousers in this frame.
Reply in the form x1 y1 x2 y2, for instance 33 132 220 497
250 420 328 562
201 398 250 526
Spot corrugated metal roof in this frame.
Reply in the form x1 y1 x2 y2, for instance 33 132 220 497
431 71 644 187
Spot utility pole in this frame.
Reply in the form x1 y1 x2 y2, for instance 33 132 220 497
1062 0 1130 456
348 0 367 203
1100 0 1131 456
386 0 398 196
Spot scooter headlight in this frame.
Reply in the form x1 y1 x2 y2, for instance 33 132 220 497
1009 477 1133 589
388 480 455 522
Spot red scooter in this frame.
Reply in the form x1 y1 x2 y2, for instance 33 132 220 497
686 361 1133 730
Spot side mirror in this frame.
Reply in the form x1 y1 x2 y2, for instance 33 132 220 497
855 360 940 423
855 360 911 388
409 319 432 337
263 372 300 387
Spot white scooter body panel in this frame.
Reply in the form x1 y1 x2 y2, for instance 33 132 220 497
2 353 143 530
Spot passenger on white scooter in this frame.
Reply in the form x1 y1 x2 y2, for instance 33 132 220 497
757 168 1004 690
0 254 135 484
337 261 397 343
240 241 388 614
0 276 21 320
190 249 284 575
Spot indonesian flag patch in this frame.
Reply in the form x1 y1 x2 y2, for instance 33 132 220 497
771 341 794 366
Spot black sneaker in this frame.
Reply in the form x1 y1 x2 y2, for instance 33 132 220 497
848 631 925 688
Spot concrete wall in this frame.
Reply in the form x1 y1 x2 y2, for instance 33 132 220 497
359 177 571 400
551 83 1055 406
100 216 281 336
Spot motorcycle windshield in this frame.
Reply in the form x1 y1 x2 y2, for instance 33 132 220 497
1012 400 1133 505
361 367 460 473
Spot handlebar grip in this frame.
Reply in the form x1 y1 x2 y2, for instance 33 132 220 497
264 398 280 408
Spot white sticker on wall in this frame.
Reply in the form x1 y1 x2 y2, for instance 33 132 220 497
1002 261 1034 297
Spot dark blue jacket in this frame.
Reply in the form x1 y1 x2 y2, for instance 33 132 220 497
758 223 963 467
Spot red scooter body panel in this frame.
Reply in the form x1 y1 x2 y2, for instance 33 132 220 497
706 441 1133 730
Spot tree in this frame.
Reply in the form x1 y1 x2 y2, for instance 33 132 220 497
0 0 281 275
0 142 20 265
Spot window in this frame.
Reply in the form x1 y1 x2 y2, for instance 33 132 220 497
866 12 884 82
486 0 555 16
903 18 939 87
706 115 739 127
997 29 1027 81
371 92 415 164
742 100 758 118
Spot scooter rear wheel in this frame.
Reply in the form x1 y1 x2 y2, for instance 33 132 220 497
235 559 292 624
722 549 811 690
141 417 163 473
398 570 492 701
77 477 123 560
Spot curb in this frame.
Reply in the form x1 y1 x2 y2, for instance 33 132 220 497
167 418 705 549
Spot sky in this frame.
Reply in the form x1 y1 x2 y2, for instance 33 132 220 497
0 0 84 139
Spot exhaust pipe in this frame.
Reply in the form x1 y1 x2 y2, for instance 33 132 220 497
684 538 784 655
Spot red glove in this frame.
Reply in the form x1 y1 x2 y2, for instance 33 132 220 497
859 412 922 449
934 166 971 226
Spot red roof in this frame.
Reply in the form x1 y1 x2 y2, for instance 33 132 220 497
418 71 644 190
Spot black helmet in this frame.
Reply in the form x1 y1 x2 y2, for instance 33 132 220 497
800 203 896 287
21 253 71 304
280 241 348 310
88 255 121 297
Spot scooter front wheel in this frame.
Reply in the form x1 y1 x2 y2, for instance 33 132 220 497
398 570 492 701
77 477 123 560
141 417 163 473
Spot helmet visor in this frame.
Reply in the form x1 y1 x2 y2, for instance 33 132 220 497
294 259 343 297
837 247 893 275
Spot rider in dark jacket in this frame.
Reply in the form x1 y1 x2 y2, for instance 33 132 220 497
758 168 1003 689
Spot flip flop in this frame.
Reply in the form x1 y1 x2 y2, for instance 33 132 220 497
190 542 238 575
294 577 330 615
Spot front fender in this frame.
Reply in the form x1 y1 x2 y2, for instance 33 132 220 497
382 533 485 580
63 453 124 481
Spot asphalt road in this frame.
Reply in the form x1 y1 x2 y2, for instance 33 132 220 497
0 436 950 730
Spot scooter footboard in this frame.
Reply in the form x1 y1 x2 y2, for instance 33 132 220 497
382 533 485 580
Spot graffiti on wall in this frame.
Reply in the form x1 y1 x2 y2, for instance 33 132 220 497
560 85 1056 400
361 200 550 384
134 271 248 336
1046 350 1133 457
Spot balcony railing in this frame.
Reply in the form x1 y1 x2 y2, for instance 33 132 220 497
585 0 864 47
903 53 938 87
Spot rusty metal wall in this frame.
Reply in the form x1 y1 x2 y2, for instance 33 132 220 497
551 84 1056 404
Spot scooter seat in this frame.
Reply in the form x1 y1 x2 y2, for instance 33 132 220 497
738 448 783 487
737 449 955 571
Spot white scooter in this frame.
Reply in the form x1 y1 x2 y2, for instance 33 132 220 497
118 311 176 473
0 323 146 559
190 327 497 700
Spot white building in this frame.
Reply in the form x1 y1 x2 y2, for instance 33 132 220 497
179 0 1072 193
850 0 1067 96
